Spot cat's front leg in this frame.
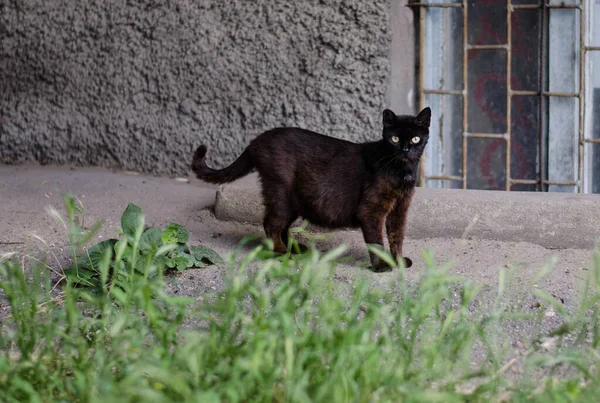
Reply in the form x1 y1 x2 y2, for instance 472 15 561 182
357 210 391 272
386 190 415 268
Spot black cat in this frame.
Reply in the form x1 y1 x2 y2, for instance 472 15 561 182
191 107 431 271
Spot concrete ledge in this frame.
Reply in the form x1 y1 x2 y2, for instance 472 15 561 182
214 173 600 250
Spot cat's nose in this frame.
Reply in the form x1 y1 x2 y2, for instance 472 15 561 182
402 148 409 152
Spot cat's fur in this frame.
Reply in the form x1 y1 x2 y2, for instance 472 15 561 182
191 107 431 271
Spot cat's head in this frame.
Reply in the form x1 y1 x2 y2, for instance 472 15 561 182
381 107 431 160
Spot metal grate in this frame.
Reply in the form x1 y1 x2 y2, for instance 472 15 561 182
409 0 600 192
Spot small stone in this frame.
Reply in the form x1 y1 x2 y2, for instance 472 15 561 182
540 336 558 351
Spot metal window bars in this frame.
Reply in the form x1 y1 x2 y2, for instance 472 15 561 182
408 0 600 192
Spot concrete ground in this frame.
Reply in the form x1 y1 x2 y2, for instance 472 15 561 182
1 164 599 373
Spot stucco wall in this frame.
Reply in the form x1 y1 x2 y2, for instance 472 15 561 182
1 0 413 176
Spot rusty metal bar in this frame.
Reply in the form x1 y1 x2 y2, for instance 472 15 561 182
513 4 542 10
467 44 509 50
542 91 579 97
510 90 539 96
424 175 464 181
423 89 464 95
586 46 600 51
509 90 584 97
506 0 512 191
511 3 583 10
510 179 539 185
546 4 580 9
584 138 600 144
539 1 547 191
462 0 468 189
407 3 463 8
464 132 508 140
578 3 584 193
543 180 578 186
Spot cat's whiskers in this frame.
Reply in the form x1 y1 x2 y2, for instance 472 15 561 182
378 157 395 173
374 154 394 169
379 154 404 173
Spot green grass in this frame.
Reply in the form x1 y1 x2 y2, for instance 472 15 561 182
1 195 600 402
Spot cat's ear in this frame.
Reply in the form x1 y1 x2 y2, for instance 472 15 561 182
415 107 431 128
382 109 396 128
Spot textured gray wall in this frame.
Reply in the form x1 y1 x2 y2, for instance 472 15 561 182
1 0 413 176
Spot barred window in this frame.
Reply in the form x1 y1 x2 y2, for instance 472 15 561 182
411 0 600 193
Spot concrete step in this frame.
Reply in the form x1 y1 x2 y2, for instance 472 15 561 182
214 173 600 250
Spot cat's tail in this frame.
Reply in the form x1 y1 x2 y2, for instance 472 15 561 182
191 145 254 184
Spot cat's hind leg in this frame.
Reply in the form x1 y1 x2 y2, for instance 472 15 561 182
263 211 290 254
262 187 294 254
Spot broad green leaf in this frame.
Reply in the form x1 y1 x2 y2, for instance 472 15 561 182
139 227 163 253
155 255 170 269
169 251 195 272
78 239 118 270
121 203 143 238
64 266 95 282
64 267 101 288
161 223 189 244
134 258 147 274
189 245 224 266
145 265 158 279
175 244 190 254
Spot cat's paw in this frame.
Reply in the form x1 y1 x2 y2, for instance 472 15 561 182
372 260 393 273
372 257 412 272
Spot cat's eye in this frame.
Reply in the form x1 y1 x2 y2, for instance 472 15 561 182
411 136 420 144
391 136 400 143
